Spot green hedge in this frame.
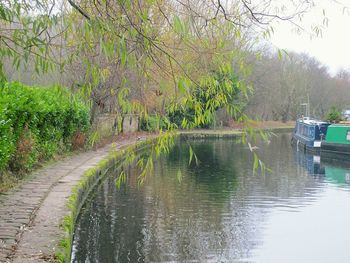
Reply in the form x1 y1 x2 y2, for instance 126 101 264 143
0 82 90 174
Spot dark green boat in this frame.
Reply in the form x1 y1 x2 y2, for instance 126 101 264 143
321 124 350 156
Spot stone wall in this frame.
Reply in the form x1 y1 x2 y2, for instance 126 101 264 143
93 114 118 138
122 114 139 133
92 114 140 138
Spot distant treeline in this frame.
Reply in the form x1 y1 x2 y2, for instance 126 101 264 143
245 51 350 121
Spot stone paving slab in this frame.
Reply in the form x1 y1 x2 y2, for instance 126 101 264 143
0 135 152 263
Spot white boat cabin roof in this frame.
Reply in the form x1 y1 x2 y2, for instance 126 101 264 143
297 117 329 126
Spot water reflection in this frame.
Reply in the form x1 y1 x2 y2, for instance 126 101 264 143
71 133 350 263
294 147 350 186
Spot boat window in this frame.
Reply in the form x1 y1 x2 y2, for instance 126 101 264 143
309 127 314 138
347 131 350 141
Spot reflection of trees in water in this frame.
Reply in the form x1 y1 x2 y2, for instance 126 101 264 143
72 165 147 263
166 138 240 200
141 139 257 262
140 138 276 262
251 133 323 201
72 134 329 263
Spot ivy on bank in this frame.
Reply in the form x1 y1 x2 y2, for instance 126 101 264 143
0 82 90 175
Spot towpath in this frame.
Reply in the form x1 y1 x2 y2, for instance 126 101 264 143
0 134 151 263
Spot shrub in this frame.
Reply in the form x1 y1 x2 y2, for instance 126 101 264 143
140 115 168 132
71 130 86 150
166 70 243 129
0 82 90 175
325 106 342 123
9 126 36 173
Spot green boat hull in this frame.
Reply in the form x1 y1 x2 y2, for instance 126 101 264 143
321 124 350 155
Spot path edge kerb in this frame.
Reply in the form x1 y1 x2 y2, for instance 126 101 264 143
55 137 156 263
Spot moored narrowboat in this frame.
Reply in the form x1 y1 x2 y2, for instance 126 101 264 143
292 117 330 151
321 124 350 155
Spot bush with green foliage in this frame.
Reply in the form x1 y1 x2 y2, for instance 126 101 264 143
0 82 90 174
140 115 168 132
324 106 342 123
167 69 244 129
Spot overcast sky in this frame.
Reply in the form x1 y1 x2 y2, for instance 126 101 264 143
270 0 350 75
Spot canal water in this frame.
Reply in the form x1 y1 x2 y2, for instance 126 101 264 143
71 133 350 263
